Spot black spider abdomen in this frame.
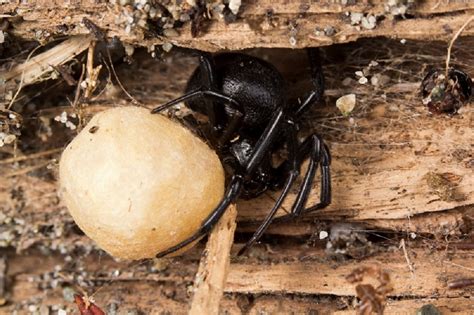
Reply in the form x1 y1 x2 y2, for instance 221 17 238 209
186 53 286 130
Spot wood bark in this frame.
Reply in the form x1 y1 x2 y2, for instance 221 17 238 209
189 205 237 315
3 248 473 314
0 1 472 52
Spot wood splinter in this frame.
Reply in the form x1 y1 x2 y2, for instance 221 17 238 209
189 205 238 315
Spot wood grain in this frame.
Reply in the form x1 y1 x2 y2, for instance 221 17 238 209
238 117 474 222
2 1 473 52
3 248 473 314
226 249 474 297
189 205 237 315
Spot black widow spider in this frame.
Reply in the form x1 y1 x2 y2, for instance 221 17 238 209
151 48 331 257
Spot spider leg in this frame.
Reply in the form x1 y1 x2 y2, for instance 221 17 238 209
277 134 331 221
152 53 245 147
239 129 331 254
151 89 239 113
155 175 243 258
152 52 239 114
295 48 325 116
237 171 298 255
156 109 287 257
301 141 331 213
197 52 223 129
238 120 300 254
216 107 243 148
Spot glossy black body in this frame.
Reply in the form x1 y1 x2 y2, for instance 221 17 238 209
186 54 286 133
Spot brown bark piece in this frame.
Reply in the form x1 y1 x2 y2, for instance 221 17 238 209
1 36 92 85
1 1 473 52
238 118 474 222
189 205 238 315
4 248 474 314
225 249 473 297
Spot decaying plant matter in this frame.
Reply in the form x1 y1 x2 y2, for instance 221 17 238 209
346 266 394 315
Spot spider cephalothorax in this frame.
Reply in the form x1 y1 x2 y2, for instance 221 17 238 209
152 49 331 257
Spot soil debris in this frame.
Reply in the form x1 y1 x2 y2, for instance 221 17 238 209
346 266 393 315
421 68 472 114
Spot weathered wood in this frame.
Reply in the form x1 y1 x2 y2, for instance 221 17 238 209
226 249 474 297
238 117 474 222
238 207 467 237
3 248 473 314
338 297 474 315
189 205 237 315
1 1 473 52
0 36 92 85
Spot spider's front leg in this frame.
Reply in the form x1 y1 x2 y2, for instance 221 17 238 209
151 53 244 148
155 175 243 258
155 109 287 258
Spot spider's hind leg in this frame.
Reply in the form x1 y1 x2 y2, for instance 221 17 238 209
290 134 331 216
239 131 331 255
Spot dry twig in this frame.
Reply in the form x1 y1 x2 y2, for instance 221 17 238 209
399 239 415 275
446 16 474 75
189 205 238 315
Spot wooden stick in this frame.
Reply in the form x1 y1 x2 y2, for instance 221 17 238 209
189 204 238 315
1 35 92 85
445 15 474 76
0 256 6 306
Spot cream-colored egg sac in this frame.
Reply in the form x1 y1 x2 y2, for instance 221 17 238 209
59 106 225 260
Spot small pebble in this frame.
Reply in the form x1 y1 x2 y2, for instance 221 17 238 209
336 94 356 116
163 28 179 37
319 231 328 239
369 60 379 67
289 36 297 46
358 77 368 84
62 287 76 302
361 15 377 29
228 0 241 15
124 44 135 56
162 42 173 52
324 26 336 36
350 12 363 25
28 305 38 312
